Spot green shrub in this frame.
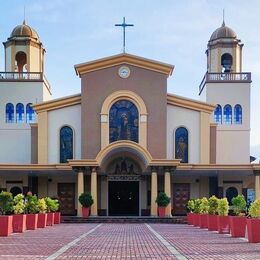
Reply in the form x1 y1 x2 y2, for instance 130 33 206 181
38 198 47 213
186 199 195 213
26 194 39 214
199 197 209 214
78 193 94 208
45 197 59 213
0 191 13 215
248 199 260 218
208 196 219 215
13 194 25 214
217 198 229 216
193 199 201 214
231 194 246 216
156 192 171 207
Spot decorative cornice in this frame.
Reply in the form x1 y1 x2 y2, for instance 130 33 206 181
33 94 81 113
167 93 215 114
0 164 72 171
177 164 254 171
74 53 174 77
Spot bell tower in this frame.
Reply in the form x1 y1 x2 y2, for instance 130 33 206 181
3 20 45 73
199 20 251 164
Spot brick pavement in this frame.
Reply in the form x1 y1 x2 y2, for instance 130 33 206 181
0 223 259 259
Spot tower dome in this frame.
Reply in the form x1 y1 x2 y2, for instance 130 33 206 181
209 22 237 42
10 20 39 40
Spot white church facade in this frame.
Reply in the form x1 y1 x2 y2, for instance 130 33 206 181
0 20 259 217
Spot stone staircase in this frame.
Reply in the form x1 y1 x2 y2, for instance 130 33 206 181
62 216 187 224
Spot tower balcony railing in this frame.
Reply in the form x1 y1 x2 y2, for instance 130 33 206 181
0 72 43 81
199 72 252 95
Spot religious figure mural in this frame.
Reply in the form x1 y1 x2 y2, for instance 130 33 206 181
106 158 140 175
60 126 73 163
109 100 138 143
175 127 188 163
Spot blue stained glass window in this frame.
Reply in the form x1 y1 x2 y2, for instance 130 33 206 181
234 104 242 124
109 100 139 143
60 126 73 163
224 104 232 124
6 103 14 123
26 103 35 123
175 127 188 163
16 103 24 123
214 104 222 124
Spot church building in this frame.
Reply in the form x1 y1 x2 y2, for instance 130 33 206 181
0 19 259 217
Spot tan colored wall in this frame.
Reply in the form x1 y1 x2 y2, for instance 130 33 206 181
81 64 168 159
31 125 38 164
210 124 217 164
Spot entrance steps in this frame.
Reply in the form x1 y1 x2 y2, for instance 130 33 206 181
61 216 187 224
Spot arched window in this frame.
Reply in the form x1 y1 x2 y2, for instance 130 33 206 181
221 53 233 73
5 103 14 123
175 127 188 163
26 103 35 123
109 100 139 143
15 51 27 73
214 104 222 124
16 103 24 123
234 104 242 124
224 105 232 124
60 126 73 163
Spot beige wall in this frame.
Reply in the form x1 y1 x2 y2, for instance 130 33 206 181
81 64 168 159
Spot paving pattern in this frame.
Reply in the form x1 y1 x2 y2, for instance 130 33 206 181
0 223 260 259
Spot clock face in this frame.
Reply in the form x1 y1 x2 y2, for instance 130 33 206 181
118 66 130 78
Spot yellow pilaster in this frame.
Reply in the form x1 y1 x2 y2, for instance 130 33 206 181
255 175 260 200
38 111 48 164
151 169 158 217
77 169 84 217
200 111 210 164
91 167 98 216
164 170 172 217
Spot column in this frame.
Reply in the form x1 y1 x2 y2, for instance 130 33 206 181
77 169 84 217
91 167 98 216
164 169 172 217
255 175 260 200
151 167 158 217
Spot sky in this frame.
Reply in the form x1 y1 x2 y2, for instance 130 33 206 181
0 0 260 158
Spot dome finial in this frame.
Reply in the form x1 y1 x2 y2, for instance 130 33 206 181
23 5 26 25
222 9 225 27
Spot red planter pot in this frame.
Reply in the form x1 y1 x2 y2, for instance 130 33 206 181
46 213 55 226
187 213 194 225
207 215 218 231
217 216 230 234
13 214 26 233
26 214 38 230
199 214 208 229
229 216 246 237
82 207 90 218
54 212 61 224
37 213 47 228
193 214 200 227
247 218 260 243
0 216 13 236
158 207 166 217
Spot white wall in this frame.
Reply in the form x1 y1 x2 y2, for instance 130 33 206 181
48 105 81 163
167 105 200 163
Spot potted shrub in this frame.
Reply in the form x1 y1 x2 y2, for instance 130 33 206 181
52 199 60 224
12 193 26 233
45 197 57 226
156 192 171 217
247 199 260 243
229 195 247 237
37 198 47 228
193 199 201 227
25 193 39 230
0 191 13 236
217 198 230 234
186 199 195 225
78 192 93 218
199 197 209 229
207 195 219 231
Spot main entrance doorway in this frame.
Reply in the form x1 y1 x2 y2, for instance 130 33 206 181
109 181 139 216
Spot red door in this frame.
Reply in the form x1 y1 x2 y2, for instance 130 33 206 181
58 183 75 215
173 183 190 215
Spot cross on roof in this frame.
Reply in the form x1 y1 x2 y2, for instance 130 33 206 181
115 17 134 53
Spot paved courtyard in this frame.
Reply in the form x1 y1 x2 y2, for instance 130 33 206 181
0 223 260 259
